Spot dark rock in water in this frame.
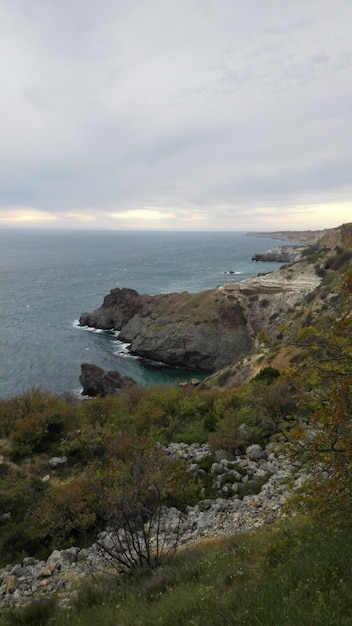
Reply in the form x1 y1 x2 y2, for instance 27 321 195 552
80 363 136 397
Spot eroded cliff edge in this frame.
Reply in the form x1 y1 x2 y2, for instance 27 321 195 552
79 223 352 375
80 288 254 371
79 264 320 373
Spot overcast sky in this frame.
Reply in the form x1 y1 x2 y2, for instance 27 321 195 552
1 0 351 231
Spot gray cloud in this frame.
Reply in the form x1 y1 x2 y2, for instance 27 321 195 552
0 0 351 230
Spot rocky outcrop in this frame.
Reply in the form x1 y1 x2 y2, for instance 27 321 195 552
80 289 254 372
79 287 145 330
318 222 352 250
78 222 352 376
0 441 305 609
79 363 136 397
252 245 307 263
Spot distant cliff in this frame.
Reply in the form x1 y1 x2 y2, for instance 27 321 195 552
252 245 307 263
318 222 352 250
248 229 324 242
251 223 352 263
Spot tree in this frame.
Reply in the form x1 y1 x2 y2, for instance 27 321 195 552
287 272 352 522
34 435 194 573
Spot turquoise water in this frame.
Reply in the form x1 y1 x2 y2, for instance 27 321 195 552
0 229 285 398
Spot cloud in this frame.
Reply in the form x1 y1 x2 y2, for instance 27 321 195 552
0 0 351 230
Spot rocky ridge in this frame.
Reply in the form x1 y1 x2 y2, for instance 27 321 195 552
251 245 307 263
78 223 352 381
79 254 324 379
80 288 254 372
78 258 320 375
248 229 325 242
0 442 303 609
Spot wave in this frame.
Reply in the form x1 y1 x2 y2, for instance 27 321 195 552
72 320 110 334
109 330 132 356
72 321 133 357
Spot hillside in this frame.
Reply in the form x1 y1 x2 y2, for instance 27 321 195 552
205 225 352 387
1 222 352 620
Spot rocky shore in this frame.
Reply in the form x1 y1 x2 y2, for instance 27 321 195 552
77 223 352 378
78 223 352 375
78 259 322 374
0 442 304 610
251 245 307 263
79 288 254 372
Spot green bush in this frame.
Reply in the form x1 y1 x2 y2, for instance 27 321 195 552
254 366 280 383
0 389 75 459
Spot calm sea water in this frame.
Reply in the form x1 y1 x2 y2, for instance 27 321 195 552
0 229 285 398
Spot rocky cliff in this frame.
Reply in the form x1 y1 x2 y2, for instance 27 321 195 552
80 288 254 371
79 262 321 373
318 222 352 250
251 245 307 263
79 222 352 377
248 229 324 242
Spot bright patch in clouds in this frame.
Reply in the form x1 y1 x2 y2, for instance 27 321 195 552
109 209 175 222
0 208 58 224
1 1 352 231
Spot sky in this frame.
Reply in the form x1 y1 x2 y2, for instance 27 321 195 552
1 0 351 232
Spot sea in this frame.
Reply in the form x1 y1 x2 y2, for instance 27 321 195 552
0 229 287 399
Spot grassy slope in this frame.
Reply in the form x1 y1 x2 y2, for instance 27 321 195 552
2 517 352 626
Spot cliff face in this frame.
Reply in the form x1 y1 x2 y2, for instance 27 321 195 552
318 222 352 250
79 222 352 376
252 245 307 263
248 230 324 242
79 263 317 372
80 289 254 371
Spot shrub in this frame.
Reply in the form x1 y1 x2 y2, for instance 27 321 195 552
287 273 352 522
254 366 280 384
0 389 75 459
3 598 56 626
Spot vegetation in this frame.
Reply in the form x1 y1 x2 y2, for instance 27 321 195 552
1 264 352 622
285 272 352 521
0 377 295 565
2 518 352 626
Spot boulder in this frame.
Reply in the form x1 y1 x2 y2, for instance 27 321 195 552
5 576 17 594
79 363 136 397
48 456 67 468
